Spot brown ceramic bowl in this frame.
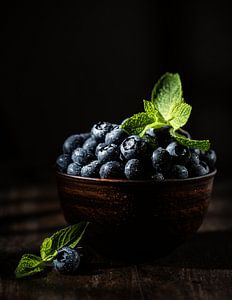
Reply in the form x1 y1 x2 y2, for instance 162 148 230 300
56 170 216 260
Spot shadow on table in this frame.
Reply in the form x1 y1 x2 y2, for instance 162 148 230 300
155 229 232 270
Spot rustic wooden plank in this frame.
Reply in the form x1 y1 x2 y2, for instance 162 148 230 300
0 182 232 300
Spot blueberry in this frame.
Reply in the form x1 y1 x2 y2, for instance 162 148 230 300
97 144 120 163
53 247 80 274
67 163 82 176
191 148 201 156
81 160 101 178
82 137 98 153
166 142 191 165
80 132 91 142
120 135 149 160
91 121 113 142
124 159 145 180
105 128 128 145
143 135 158 152
200 149 216 170
95 143 107 157
119 153 127 163
151 147 171 173
151 172 165 182
63 135 84 154
187 151 200 168
56 154 72 172
189 161 209 177
99 161 124 179
112 124 119 129
145 128 157 139
72 148 94 166
155 126 173 147
169 164 189 179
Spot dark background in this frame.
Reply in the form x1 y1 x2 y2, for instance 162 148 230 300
1 1 231 183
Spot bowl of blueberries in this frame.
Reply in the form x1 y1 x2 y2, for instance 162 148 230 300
55 73 217 259
55 122 216 259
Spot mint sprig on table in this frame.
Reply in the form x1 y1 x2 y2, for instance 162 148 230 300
121 72 210 151
15 222 89 278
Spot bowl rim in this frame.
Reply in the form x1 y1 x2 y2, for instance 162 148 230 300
56 169 217 184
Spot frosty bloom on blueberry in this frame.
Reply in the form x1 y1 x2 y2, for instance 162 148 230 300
53 247 80 274
56 73 216 180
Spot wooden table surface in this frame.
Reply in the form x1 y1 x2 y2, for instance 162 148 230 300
1 180 232 300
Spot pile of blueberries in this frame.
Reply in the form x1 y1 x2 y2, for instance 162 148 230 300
56 122 216 180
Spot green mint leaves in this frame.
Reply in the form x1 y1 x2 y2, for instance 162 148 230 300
15 222 89 278
121 112 154 135
170 129 210 151
152 73 183 122
15 254 45 279
121 72 210 151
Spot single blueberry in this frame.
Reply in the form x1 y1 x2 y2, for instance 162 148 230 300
56 154 72 172
82 137 98 153
151 147 172 173
189 161 210 177
53 247 80 274
81 160 101 178
187 151 200 168
169 164 189 179
124 159 145 180
120 135 149 160
155 126 173 147
72 148 94 166
105 128 128 145
99 161 124 179
95 142 107 157
91 121 113 142
67 163 82 176
97 144 120 164
166 142 191 165
200 149 216 170
63 135 84 154
151 172 165 182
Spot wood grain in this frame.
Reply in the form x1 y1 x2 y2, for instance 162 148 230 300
1 180 232 300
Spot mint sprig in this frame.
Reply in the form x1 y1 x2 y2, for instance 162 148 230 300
15 222 89 278
121 72 210 151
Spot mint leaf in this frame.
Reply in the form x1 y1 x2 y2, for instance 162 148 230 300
169 103 192 130
143 100 166 121
143 100 155 115
40 222 89 262
152 73 183 121
170 128 210 151
120 112 154 135
40 238 55 261
15 254 45 278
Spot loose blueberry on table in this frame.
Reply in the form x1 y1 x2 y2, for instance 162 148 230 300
53 247 80 274
56 73 217 180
